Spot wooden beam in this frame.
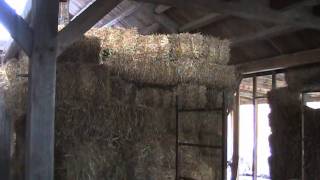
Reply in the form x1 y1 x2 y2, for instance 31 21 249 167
135 0 320 29
231 25 301 47
0 1 33 56
231 88 240 180
0 93 10 180
25 0 59 179
154 14 178 33
237 48 320 74
154 5 171 14
4 0 31 61
100 3 141 27
179 13 228 32
57 0 122 55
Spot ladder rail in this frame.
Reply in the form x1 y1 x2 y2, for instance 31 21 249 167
175 91 227 180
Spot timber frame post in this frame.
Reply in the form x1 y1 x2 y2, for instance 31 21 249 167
25 0 59 179
0 0 122 179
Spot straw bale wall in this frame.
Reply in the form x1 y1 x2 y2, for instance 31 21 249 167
2 28 238 180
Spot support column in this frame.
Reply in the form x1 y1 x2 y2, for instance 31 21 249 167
25 0 59 179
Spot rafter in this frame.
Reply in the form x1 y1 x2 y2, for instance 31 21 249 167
179 13 228 32
57 0 122 55
0 1 33 56
154 14 179 33
97 3 142 27
231 25 301 47
154 5 171 14
135 0 320 29
237 48 320 74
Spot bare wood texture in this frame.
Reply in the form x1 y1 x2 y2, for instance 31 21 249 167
237 48 320 74
57 0 122 55
25 0 59 179
154 14 178 33
154 5 171 14
135 0 320 29
0 1 33 56
179 13 228 32
231 88 240 180
99 3 142 27
231 25 301 47
0 93 10 180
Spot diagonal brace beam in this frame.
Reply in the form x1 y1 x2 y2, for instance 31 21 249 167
0 1 33 56
57 0 122 55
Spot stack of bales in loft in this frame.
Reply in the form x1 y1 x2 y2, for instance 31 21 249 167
268 66 320 180
3 28 239 180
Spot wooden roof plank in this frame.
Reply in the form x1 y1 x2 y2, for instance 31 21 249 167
179 13 228 32
135 0 320 29
57 0 123 55
237 47 320 74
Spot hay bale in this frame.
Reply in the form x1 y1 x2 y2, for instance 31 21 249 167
70 28 239 88
58 37 101 64
267 88 301 180
86 28 230 65
5 28 237 180
286 65 320 90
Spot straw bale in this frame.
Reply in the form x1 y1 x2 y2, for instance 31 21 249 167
4 57 28 121
267 88 301 180
268 88 320 180
180 146 220 179
177 84 207 109
5 28 236 180
286 65 320 91
64 28 239 88
58 37 101 64
86 27 230 65
103 57 239 88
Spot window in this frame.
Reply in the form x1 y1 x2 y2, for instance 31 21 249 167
229 72 287 180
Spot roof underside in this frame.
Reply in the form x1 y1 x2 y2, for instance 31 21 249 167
2 0 320 99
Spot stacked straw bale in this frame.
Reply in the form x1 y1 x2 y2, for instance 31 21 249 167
267 88 301 180
286 65 320 91
84 28 238 88
268 88 320 180
4 28 238 180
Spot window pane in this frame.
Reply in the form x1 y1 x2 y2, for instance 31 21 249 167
257 103 271 179
256 75 272 98
276 73 287 88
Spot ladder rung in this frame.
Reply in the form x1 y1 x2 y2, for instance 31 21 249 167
178 108 223 112
179 176 196 180
178 142 222 149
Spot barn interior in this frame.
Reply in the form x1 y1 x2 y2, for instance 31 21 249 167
0 0 320 180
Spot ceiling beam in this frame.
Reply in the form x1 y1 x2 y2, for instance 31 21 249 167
231 25 301 47
154 14 179 33
154 5 171 14
179 13 228 32
237 48 320 74
135 0 320 29
97 3 142 27
57 0 122 55
0 1 33 56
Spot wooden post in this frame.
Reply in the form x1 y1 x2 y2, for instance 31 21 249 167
0 92 11 180
300 93 305 180
25 0 59 179
231 88 240 180
252 77 258 180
